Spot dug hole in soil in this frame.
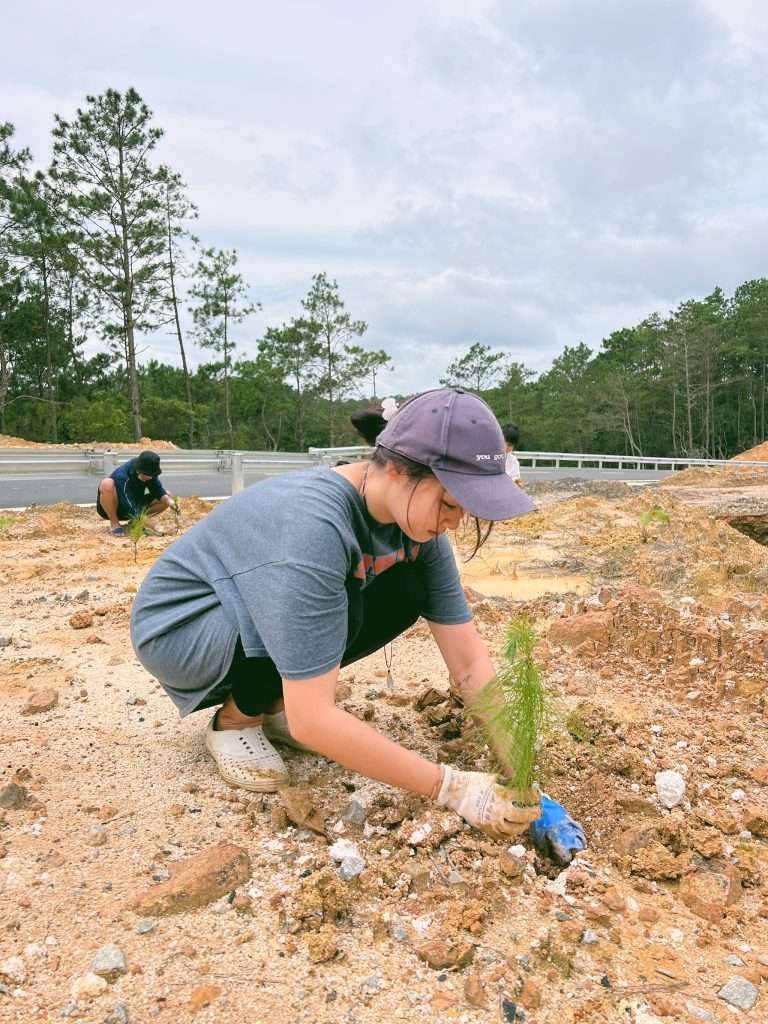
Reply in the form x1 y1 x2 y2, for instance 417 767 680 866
1 477 768 1022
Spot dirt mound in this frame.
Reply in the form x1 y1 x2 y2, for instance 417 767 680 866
661 465 768 487
0 433 177 450
733 439 768 461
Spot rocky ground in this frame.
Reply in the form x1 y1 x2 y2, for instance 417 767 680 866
1 476 768 1023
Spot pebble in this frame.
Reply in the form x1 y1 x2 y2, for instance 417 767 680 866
0 783 27 809
581 929 599 945
686 1005 718 1023
0 956 26 984
717 976 759 1011
726 955 745 966
136 920 156 935
59 1002 78 1017
91 945 127 981
104 1003 130 1024
328 838 362 862
341 799 367 827
364 975 382 990
71 972 108 999
22 688 59 715
655 770 686 809
501 998 519 1021
731 789 746 802
0 636 9 648
87 825 108 847
339 856 365 881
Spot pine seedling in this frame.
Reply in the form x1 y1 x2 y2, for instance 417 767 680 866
471 614 549 790
126 507 150 564
170 495 182 533
639 505 670 543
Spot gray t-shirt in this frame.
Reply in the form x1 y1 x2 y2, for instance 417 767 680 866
130 467 470 716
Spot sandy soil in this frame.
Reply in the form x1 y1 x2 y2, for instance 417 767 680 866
0 435 177 450
1 479 768 1023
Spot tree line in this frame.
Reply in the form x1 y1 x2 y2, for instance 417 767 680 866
0 89 390 449
442 281 767 459
2 89 766 457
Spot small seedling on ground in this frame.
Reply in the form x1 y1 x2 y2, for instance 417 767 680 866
471 613 549 790
0 515 16 530
127 507 150 563
639 505 670 543
171 495 182 533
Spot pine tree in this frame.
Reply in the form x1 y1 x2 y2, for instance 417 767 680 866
189 246 258 448
50 89 169 440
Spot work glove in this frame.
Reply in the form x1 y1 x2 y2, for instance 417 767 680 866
528 793 587 865
436 766 541 840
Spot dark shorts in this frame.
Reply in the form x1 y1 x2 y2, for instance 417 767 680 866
95 489 135 522
202 560 427 716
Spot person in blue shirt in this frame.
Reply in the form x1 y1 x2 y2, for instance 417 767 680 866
96 450 172 536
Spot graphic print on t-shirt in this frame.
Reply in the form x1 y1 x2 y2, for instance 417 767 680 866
353 543 421 582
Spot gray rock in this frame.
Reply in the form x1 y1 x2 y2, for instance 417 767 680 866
136 920 156 935
0 637 10 649
338 856 365 881
74 590 90 603
0 783 27 809
725 955 745 967
390 920 409 943
91 945 127 981
446 870 465 886
580 929 599 945
364 975 382 990
341 799 367 827
104 1002 130 1024
59 1003 78 1018
686 1004 719 1023
718 976 759 1012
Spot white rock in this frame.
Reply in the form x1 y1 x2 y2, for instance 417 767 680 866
328 838 361 862
70 972 108 999
655 770 686 809
731 789 746 802
0 957 26 984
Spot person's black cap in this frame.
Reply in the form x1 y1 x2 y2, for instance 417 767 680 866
135 450 161 477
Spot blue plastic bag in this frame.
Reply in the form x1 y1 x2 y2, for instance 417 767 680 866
529 793 587 865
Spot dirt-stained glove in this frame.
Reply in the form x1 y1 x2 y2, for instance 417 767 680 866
435 766 541 839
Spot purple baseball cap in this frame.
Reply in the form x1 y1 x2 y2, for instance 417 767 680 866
376 388 535 521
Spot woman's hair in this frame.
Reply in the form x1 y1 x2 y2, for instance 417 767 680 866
371 447 493 559
501 422 520 447
350 409 387 446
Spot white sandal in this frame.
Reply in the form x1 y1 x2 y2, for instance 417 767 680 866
262 710 312 752
205 713 289 792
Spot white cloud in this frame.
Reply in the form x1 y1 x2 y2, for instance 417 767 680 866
5 0 768 395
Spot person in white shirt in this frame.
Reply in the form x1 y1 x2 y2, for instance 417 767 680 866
502 423 524 488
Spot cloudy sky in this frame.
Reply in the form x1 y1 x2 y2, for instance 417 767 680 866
4 0 768 395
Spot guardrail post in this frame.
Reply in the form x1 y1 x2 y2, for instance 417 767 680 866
231 451 244 494
101 450 119 477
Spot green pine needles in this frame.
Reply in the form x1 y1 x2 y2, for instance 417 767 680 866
170 495 182 533
472 613 549 791
127 507 150 563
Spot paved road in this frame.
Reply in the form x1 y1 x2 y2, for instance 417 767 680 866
0 467 671 509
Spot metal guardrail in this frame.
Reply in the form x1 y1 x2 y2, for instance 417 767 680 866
1 445 767 498
514 450 768 471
